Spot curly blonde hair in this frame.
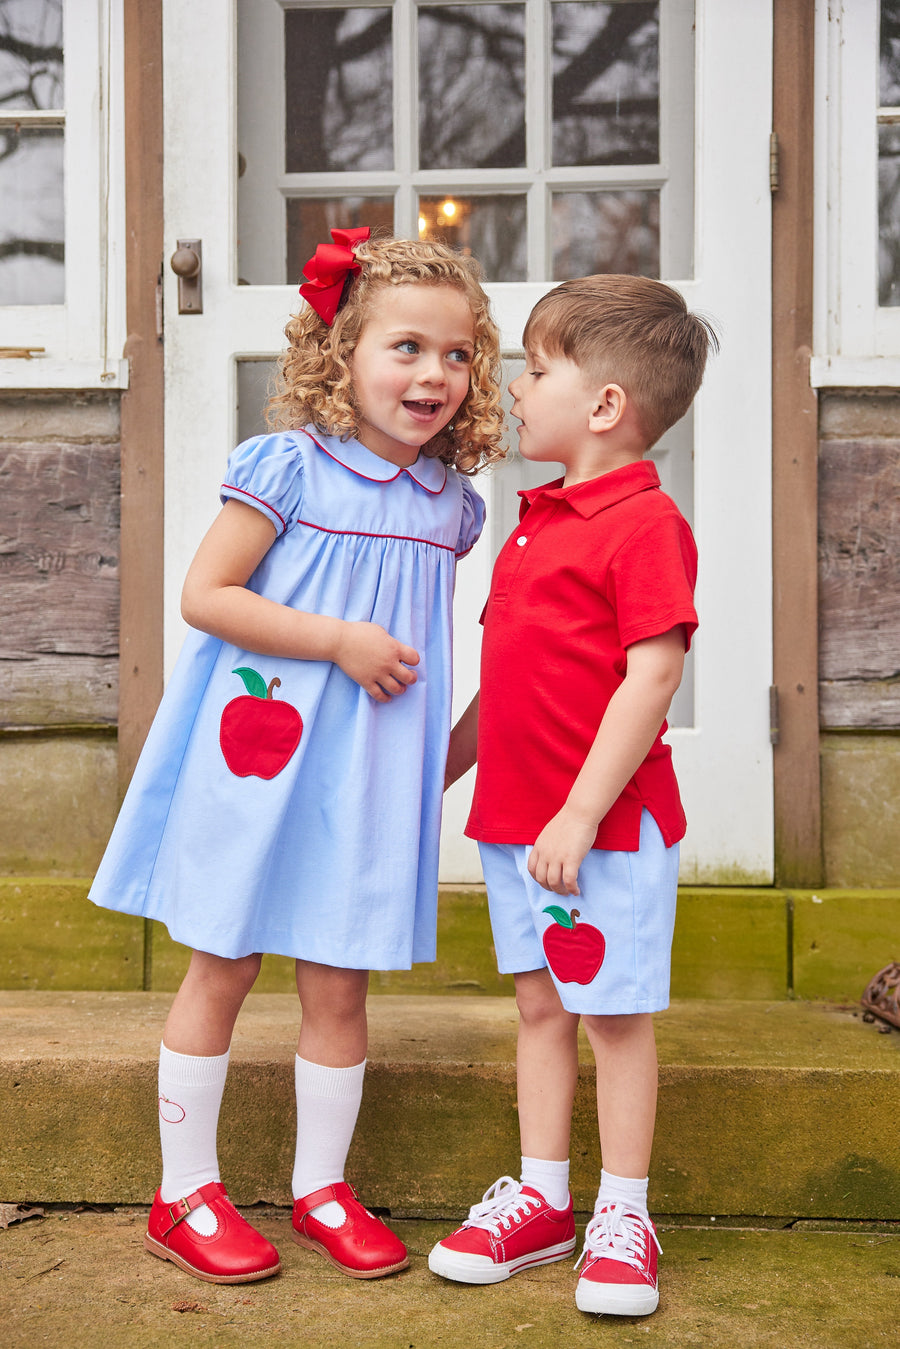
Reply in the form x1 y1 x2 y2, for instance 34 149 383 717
266 235 506 475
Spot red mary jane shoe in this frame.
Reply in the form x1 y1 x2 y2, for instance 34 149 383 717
292 1181 409 1279
144 1181 281 1284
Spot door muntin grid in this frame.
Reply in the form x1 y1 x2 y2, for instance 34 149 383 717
237 0 693 286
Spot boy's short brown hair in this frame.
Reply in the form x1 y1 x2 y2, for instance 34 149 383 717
522 274 718 447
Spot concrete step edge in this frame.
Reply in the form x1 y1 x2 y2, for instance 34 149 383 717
2 993 899 1220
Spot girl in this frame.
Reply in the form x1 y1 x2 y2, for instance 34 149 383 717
90 229 504 1285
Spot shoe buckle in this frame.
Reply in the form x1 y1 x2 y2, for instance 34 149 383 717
165 1195 195 1231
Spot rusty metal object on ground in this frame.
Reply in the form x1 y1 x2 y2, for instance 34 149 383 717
861 962 900 1030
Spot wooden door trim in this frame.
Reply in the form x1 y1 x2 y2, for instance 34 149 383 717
119 0 165 791
772 0 823 884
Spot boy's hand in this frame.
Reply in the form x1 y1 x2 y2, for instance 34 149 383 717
528 807 598 896
527 629 688 893
335 621 419 702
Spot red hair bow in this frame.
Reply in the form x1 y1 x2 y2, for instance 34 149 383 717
299 226 371 325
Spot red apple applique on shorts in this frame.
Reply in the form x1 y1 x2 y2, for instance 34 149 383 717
542 906 606 984
220 667 303 779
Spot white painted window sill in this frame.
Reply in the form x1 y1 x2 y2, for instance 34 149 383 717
0 359 130 391
810 355 900 389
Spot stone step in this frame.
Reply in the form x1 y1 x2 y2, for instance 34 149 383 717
2 877 900 1001
2 992 899 1221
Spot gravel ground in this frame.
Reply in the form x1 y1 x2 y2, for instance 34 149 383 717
2 1207 899 1348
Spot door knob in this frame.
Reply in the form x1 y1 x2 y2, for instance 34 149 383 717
170 238 202 313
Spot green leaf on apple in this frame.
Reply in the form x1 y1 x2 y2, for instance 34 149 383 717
232 666 268 699
542 905 576 929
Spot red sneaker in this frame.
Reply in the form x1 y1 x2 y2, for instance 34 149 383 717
575 1203 661 1316
427 1176 576 1284
291 1181 409 1279
144 1182 281 1284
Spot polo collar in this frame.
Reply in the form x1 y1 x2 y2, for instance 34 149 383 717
519 459 661 519
304 430 448 494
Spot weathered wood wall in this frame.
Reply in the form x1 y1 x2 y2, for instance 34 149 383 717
1 397 120 729
819 392 900 730
0 393 121 874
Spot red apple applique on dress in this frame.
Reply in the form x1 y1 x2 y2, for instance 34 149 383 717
220 667 303 779
542 906 606 985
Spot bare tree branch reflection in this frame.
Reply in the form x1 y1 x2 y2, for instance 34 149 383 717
0 0 64 296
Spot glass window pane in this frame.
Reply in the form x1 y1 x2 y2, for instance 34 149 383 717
237 359 278 446
418 5 525 169
418 193 527 281
0 0 64 305
0 0 63 108
285 8 393 172
881 1 900 105
551 189 659 280
879 123 900 306
552 1 658 167
0 128 64 304
286 197 394 286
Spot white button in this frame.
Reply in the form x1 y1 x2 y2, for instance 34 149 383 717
516 535 527 546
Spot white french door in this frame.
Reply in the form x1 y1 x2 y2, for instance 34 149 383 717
162 0 774 883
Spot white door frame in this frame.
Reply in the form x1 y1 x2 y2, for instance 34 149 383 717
162 0 774 884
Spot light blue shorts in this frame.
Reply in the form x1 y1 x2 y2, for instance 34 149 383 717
478 810 679 1015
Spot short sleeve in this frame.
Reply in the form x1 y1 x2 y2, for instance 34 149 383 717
455 478 486 558
608 510 699 651
220 432 306 535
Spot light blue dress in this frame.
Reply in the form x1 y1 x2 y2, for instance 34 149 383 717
89 430 485 968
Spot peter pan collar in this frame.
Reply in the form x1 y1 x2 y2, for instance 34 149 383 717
519 459 661 519
303 430 448 494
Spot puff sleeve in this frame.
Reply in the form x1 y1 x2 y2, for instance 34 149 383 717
455 477 486 558
220 433 306 535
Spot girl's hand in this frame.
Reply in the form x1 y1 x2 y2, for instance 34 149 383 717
335 621 420 702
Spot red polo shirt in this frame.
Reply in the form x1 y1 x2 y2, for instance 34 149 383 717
466 459 698 852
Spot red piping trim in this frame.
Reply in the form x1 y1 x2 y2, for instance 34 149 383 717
221 484 287 533
303 430 447 495
295 518 456 551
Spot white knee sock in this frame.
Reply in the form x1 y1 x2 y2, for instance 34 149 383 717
158 1042 229 1236
292 1055 366 1228
595 1169 650 1217
520 1155 571 1211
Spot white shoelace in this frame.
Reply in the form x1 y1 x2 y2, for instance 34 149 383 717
575 1202 662 1272
463 1176 541 1237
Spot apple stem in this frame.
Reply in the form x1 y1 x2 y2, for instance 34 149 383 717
571 909 580 924
266 677 281 700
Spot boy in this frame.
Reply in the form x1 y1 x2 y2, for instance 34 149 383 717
428 275 717 1317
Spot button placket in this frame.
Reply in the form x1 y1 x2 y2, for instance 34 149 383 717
490 498 563 602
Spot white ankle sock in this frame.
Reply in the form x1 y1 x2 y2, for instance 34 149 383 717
520 1155 570 1211
158 1042 230 1235
292 1055 365 1228
595 1169 650 1217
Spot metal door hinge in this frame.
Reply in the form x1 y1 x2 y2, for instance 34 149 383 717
769 685 780 745
769 132 780 193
